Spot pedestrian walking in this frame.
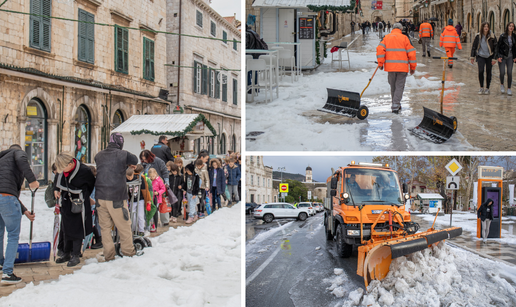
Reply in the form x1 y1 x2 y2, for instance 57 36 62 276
361 21 366 35
150 135 174 164
350 21 355 35
495 22 516 95
53 152 95 267
439 19 462 68
419 18 434 57
378 20 384 39
376 23 417 113
455 22 463 37
0 144 38 284
471 22 497 95
387 21 391 32
94 132 140 261
430 21 436 39
477 198 494 243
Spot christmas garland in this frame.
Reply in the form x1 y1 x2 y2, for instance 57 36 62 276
307 1 356 13
129 114 217 137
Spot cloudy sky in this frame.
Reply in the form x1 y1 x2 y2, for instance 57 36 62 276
262 156 375 182
211 0 241 21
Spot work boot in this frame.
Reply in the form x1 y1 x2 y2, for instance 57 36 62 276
91 240 103 250
427 51 431 57
508 88 512 96
501 84 505 94
449 64 453 68
422 53 426 57
55 253 71 264
67 254 80 267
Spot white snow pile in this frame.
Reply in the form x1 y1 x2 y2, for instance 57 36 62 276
330 242 516 307
0 203 242 307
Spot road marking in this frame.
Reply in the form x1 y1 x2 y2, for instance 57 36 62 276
246 246 282 286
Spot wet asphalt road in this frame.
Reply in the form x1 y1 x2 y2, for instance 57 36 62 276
245 212 365 307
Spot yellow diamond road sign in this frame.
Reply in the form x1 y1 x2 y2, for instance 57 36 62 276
445 159 463 176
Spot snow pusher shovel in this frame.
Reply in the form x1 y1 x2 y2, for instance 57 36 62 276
317 65 380 119
409 57 458 144
357 208 462 288
15 188 51 263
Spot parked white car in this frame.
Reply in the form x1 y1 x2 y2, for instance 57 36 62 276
253 203 309 223
314 203 323 212
297 202 316 216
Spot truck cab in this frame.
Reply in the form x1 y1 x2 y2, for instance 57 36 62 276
324 162 413 257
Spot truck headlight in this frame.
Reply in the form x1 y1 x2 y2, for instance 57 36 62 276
347 230 360 236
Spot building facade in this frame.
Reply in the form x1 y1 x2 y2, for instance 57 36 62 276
0 0 170 184
166 0 241 156
246 155 274 204
362 0 396 23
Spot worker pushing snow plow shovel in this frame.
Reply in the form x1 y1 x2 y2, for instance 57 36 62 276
317 66 379 120
323 162 462 289
409 57 458 144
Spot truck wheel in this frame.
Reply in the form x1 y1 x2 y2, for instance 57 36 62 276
325 216 334 240
298 212 308 221
263 214 274 223
336 224 353 258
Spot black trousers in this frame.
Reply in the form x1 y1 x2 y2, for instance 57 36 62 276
477 56 493 88
169 190 182 218
57 221 64 252
198 190 206 213
64 239 82 256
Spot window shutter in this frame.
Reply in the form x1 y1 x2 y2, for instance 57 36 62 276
233 79 238 105
209 69 213 97
87 13 95 63
215 71 220 99
123 28 129 73
78 10 87 62
41 0 51 52
143 38 148 79
193 61 198 93
222 76 227 102
30 0 42 49
150 40 154 80
211 21 216 36
201 64 208 95
115 27 122 71
196 11 203 27
233 39 237 51
223 31 227 44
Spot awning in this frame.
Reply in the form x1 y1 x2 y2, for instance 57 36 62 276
417 193 444 200
431 0 447 6
253 0 351 8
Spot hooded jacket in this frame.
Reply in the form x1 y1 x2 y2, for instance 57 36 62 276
225 164 241 186
440 25 462 49
195 163 210 190
0 148 37 197
477 198 494 221
94 133 138 201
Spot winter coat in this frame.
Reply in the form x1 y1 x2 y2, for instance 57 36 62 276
195 163 210 190
440 25 462 49
495 32 516 59
151 142 174 164
169 173 184 195
477 198 494 221
377 29 417 73
0 148 37 197
455 24 462 36
471 32 497 59
151 176 166 205
225 165 241 186
54 160 95 240
94 143 138 202
143 156 170 186
208 167 226 194
185 170 200 196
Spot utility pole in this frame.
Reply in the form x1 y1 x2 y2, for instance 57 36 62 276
278 167 286 202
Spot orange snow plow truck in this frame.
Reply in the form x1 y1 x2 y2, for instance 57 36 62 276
323 162 462 288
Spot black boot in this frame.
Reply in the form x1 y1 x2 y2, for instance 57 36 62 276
427 51 431 57
55 253 71 264
67 254 80 267
91 239 103 249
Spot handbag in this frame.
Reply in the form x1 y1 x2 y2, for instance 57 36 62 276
167 187 178 205
65 178 83 214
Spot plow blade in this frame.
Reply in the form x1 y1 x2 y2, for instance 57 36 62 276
317 88 369 119
360 227 462 288
408 107 457 144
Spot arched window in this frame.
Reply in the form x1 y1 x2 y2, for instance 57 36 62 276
75 105 91 163
112 109 124 128
489 12 495 35
219 133 226 155
25 99 47 183
504 10 511 32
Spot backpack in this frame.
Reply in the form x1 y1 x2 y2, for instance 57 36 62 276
378 22 384 29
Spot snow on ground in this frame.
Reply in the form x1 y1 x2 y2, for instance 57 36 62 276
1 195 241 307
246 34 472 151
419 211 516 245
329 242 516 307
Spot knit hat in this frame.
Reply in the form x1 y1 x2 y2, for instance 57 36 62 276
448 19 453 25
393 23 403 30
109 132 124 150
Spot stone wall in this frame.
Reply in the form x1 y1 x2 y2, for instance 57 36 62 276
246 156 274 204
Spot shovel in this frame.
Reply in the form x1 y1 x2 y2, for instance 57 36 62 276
15 188 51 263
408 57 458 143
317 65 380 120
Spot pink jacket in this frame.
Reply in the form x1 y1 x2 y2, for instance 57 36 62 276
151 176 166 204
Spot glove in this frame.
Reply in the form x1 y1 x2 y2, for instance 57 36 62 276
146 202 151 211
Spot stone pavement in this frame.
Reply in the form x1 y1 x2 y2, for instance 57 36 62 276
0 204 233 298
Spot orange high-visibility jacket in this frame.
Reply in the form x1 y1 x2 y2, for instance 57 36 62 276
419 22 433 38
376 29 417 73
439 25 462 49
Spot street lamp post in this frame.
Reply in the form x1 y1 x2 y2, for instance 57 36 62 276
278 167 286 202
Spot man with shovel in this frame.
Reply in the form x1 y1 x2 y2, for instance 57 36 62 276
376 23 417 114
0 144 39 284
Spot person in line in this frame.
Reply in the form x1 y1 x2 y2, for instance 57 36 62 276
419 18 434 57
53 152 95 267
376 23 417 114
0 144 38 284
495 22 516 95
151 135 174 164
174 157 185 177
208 159 226 211
478 198 494 243
225 158 241 206
471 22 497 95
185 161 201 224
94 133 140 261
196 152 210 217
140 150 170 186
88 165 102 249
148 168 166 231
439 19 462 68
167 162 183 223
126 166 149 236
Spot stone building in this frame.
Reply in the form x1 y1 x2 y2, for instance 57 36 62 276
361 0 396 23
245 155 274 204
166 0 241 155
0 0 170 184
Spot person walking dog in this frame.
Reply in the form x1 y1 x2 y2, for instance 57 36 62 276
439 19 462 68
